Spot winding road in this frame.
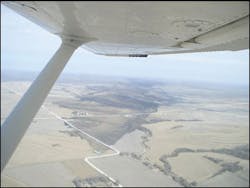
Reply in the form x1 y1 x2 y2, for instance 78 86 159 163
44 106 123 187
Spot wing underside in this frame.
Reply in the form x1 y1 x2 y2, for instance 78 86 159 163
2 1 249 56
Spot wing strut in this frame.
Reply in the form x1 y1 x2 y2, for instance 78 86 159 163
1 38 82 171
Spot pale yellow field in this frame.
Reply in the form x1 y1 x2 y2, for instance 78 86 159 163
140 87 249 186
1 81 249 187
1 82 112 187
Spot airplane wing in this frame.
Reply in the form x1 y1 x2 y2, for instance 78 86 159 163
2 1 249 56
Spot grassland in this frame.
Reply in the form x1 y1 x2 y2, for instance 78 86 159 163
1 74 249 187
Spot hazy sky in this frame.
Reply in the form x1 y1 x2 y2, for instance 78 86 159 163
1 4 249 85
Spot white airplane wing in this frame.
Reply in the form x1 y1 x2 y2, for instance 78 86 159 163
3 1 249 56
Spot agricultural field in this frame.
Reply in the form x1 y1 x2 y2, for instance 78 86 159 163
1 74 249 187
